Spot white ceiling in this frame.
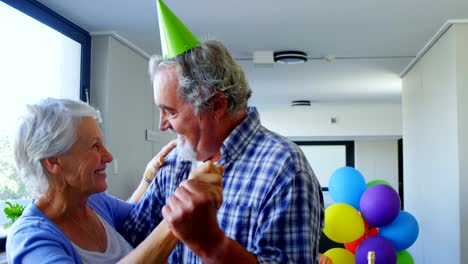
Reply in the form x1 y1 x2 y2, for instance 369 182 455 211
36 0 468 107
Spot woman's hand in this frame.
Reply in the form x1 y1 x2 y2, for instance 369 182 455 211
187 161 224 208
319 253 333 264
129 139 177 203
143 139 177 182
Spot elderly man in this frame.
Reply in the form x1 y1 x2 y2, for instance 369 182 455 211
120 1 324 263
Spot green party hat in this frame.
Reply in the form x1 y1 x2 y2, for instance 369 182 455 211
157 0 201 59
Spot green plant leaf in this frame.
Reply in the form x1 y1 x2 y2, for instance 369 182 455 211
3 201 25 224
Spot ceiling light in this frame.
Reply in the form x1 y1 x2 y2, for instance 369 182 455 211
291 100 311 107
274 51 308 64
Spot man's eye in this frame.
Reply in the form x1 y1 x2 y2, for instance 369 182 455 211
161 108 178 119
166 110 178 118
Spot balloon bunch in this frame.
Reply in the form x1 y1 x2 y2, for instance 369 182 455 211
322 167 419 264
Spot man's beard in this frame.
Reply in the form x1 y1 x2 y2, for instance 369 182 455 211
177 136 203 170
177 135 197 162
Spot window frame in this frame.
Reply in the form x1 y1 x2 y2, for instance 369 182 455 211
0 0 91 252
294 140 355 191
1 0 91 102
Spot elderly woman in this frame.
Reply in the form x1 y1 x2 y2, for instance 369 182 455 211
6 98 222 263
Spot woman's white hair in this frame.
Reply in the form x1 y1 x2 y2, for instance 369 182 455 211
13 97 101 198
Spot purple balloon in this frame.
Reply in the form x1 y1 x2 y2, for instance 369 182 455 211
355 236 397 264
360 184 400 227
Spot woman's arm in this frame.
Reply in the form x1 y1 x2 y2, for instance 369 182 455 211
129 140 177 203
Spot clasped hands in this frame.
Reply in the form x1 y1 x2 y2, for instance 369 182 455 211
162 161 225 255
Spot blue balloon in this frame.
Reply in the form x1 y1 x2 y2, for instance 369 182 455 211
328 166 367 210
379 211 419 251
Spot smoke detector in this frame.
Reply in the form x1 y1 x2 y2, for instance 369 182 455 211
323 55 336 63
274 51 308 64
291 100 311 107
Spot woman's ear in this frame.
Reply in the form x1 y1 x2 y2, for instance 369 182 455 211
41 157 61 175
42 157 68 191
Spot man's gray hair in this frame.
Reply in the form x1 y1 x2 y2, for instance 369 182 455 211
13 98 101 197
149 40 252 114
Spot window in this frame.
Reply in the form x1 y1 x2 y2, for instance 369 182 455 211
295 141 355 253
0 0 90 251
294 141 354 208
295 141 355 189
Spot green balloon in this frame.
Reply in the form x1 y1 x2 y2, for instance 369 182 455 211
397 250 414 264
367 179 393 189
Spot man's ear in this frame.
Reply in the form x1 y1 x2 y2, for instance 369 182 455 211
212 91 228 119
41 157 61 175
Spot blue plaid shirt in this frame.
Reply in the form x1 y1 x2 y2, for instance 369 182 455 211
120 107 324 263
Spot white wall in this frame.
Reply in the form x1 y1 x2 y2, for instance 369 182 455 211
257 103 401 139
90 35 170 199
354 140 399 190
402 23 468 264
456 24 468 264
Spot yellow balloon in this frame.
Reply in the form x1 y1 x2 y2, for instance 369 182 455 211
323 203 365 243
324 248 356 264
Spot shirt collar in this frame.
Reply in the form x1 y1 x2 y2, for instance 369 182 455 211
220 106 261 164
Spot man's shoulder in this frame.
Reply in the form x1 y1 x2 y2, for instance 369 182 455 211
253 126 301 156
247 126 314 176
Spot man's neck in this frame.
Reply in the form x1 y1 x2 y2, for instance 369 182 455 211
194 109 248 163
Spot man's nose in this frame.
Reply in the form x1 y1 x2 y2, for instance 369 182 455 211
159 110 170 131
